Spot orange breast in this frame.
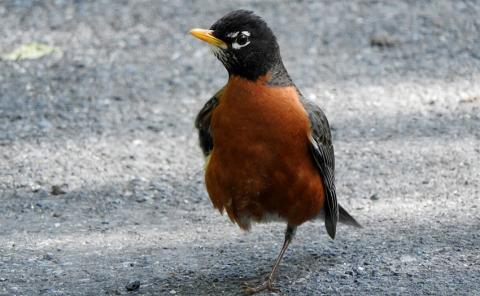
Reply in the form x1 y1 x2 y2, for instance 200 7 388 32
205 76 325 230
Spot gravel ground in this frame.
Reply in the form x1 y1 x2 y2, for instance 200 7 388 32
1 0 479 295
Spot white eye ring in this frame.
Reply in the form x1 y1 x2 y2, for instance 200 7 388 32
232 31 251 49
232 40 250 49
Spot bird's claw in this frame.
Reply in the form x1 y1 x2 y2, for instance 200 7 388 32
243 279 279 295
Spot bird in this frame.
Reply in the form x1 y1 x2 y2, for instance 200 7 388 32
189 10 361 294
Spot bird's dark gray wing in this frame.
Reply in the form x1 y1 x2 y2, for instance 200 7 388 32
195 92 220 157
301 98 339 239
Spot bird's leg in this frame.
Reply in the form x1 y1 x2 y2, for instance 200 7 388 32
244 224 297 295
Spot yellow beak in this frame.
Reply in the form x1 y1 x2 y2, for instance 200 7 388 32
189 28 227 49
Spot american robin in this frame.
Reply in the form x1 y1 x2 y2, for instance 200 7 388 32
190 10 361 294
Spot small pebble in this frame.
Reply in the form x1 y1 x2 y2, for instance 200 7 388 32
125 280 141 291
136 197 147 203
370 34 397 48
51 185 66 195
43 253 55 261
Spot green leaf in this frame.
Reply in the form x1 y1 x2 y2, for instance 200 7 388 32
1 42 60 61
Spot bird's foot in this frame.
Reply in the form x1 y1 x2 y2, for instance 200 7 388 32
243 278 279 295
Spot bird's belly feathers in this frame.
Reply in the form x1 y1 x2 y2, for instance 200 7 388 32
204 78 325 229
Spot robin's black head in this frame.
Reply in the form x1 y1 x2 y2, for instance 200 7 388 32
190 10 288 82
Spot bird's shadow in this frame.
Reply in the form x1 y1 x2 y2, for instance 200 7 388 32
147 245 343 295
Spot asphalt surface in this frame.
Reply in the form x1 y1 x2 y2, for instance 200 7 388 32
0 0 479 295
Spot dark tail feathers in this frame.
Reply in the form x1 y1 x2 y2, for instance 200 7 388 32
339 205 362 228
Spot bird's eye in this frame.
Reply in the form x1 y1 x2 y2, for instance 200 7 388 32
231 32 251 49
236 34 249 46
